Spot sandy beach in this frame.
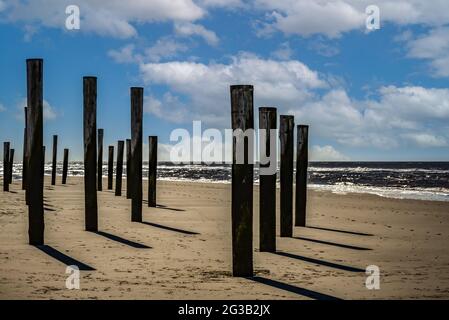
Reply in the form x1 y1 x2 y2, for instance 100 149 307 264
1 176 449 300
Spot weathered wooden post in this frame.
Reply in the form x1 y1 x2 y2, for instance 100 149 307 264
259 107 277 252
62 148 69 184
9 149 15 184
27 58 44 245
148 136 157 207
230 85 254 277
22 107 28 190
115 141 124 196
126 139 131 199
130 87 143 222
107 146 114 190
42 146 45 180
97 128 104 191
295 125 309 227
51 135 57 185
279 115 294 237
83 76 98 232
3 142 10 192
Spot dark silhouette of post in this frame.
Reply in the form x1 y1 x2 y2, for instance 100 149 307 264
148 136 157 207
27 59 44 245
295 125 309 227
107 146 114 190
9 149 15 184
51 135 57 185
42 146 45 180
22 107 28 190
83 76 98 232
97 128 104 191
3 142 10 192
259 107 277 252
279 115 294 237
230 85 254 277
115 140 124 196
130 87 143 222
126 139 131 199
62 149 69 184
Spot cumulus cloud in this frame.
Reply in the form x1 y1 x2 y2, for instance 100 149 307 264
311 145 349 161
15 98 57 121
1 0 205 38
401 133 448 147
108 44 137 64
174 22 219 45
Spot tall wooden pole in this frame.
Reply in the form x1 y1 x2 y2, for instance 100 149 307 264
97 128 104 191
148 136 157 207
259 107 277 252
126 138 131 199
3 142 10 192
230 85 254 277
22 107 28 190
295 125 309 227
83 76 98 232
115 140 124 196
107 146 114 190
42 146 45 180
62 148 69 184
130 87 143 222
27 58 44 245
51 135 57 185
9 149 15 184
279 115 294 237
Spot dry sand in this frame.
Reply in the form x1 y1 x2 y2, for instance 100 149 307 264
1 176 449 299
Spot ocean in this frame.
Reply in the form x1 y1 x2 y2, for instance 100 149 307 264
2 161 449 202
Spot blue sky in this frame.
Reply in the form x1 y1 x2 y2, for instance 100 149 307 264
1 0 449 161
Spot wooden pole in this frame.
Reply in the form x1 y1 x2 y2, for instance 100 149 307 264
62 148 69 184
27 58 44 245
115 140 124 196
42 146 45 180
126 138 131 199
279 115 294 237
230 85 254 277
97 128 104 191
107 146 114 190
83 76 98 232
9 149 15 184
259 107 277 252
295 125 309 227
3 142 10 192
51 135 57 185
148 136 157 207
130 87 143 222
22 107 28 190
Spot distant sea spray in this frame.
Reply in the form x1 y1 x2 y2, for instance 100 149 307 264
3 161 449 202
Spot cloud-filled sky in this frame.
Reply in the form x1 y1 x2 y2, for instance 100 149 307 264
1 0 449 161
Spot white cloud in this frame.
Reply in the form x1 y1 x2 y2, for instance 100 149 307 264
311 145 349 161
401 133 448 147
108 44 137 64
2 0 205 38
145 38 189 62
139 53 327 124
254 0 449 38
174 22 219 45
0 103 6 112
271 42 293 60
15 98 57 121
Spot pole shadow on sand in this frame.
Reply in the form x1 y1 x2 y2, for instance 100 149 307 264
272 252 365 273
138 221 199 235
90 231 151 249
247 276 342 300
142 200 185 212
292 236 372 251
305 225 374 237
34 245 95 271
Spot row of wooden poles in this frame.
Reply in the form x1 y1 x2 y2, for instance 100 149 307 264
230 85 309 277
2 60 308 279
1 59 158 245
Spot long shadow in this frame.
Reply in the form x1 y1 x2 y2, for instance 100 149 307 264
292 237 371 251
248 276 342 300
142 201 185 212
92 231 151 249
44 207 56 212
139 221 199 235
306 225 373 237
273 252 365 273
35 245 95 271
